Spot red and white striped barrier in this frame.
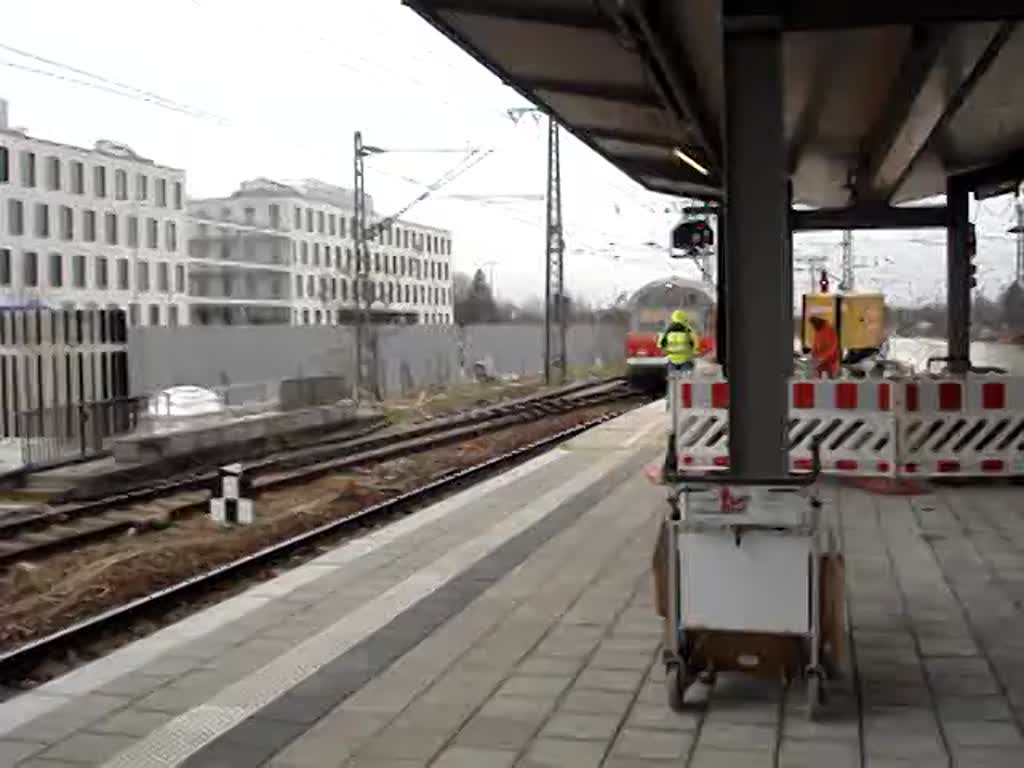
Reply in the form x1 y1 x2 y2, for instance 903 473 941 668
676 380 898 477
673 376 1024 479
898 376 1024 477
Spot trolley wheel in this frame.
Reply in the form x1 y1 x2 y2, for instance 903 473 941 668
806 669 824 721
666 664 697 713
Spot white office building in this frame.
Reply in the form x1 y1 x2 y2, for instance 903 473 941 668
0 99 189 326
187 178 455 326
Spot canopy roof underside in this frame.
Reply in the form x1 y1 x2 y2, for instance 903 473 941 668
405 1 1024 206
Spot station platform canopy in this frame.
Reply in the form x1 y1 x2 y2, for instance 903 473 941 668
404 1 1024 207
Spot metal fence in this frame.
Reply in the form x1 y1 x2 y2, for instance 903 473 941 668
16 395 149 469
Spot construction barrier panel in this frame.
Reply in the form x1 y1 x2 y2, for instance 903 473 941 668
898 376 1024 477
674 376 1024 479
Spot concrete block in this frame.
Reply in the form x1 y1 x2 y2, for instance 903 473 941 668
521 737 609 768
432 747 517 768
611 728 692 760
454 715 538 751
280 376 348 411
542 713 621 741
37 731 139 764
777 739 860 768
0 739 46 768
497 676 572 699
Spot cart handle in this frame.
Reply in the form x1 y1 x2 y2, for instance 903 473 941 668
665 439 822 488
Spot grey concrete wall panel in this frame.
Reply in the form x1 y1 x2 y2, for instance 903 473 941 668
128 322 627 401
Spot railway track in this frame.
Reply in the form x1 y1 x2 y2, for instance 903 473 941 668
0 377 640 566
0 386 644 685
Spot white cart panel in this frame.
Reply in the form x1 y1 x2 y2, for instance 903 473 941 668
679 529 811 634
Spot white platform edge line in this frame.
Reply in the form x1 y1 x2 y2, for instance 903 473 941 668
100 420 659 768
0 447 570 735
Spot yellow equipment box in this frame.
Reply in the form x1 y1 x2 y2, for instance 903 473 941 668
801 293 886 352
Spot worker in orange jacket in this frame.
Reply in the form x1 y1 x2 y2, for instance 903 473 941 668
809 316 840 378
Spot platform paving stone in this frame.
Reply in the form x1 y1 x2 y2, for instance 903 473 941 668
34 731 139 765
8 414 1024 768
0 740 46 768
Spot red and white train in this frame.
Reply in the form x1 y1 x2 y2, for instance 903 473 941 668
624 276 717 388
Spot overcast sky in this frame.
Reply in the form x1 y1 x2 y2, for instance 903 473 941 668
2 0 1021 306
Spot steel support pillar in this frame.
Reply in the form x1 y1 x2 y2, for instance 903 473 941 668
723 17 790 478
715 208 728 377
946 176 971 373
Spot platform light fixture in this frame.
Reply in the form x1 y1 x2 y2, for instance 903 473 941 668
672 147 709 177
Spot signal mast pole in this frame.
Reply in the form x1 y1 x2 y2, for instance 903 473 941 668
353 131 372 400
544 117 566 385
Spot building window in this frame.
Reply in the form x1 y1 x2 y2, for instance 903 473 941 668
0 248 10 285
70 161 84 194
57 205 73 240
115 169 128 200
34 203 49 238
269 204 280 229
373 252 380 272
313 243 320 266
243 207 255 224
147 218 158 249
306 209 313 232
157 262 169 292
44 156 61 190
129 303 140 326
126 216 139 247
136 173 148 201
155 178 167 207
0 146 8 183
168 305 179 326
48 252 63 287
320 276 328 300
20 151 36 187
295 275 303 297
307 275 314 295
302 308 310 324
175 264 185 293
117 258 129 290
294 207 302 230
328 214 336 236
137 260 150 292
105 212 118 245
95 256 109 289
300 242 308 264
149 304 160 325
165 221 177 251
83 210 97 242
6 199 23 235
73 254 87 288
23 251 39 287
331 277 338 300
316 210 324 233
173 181 183 210
93 165 107 197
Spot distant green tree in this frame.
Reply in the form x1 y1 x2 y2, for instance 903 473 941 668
454 269 500 324
1002 281 1024 332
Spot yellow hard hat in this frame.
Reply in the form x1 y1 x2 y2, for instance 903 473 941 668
670 310 688 324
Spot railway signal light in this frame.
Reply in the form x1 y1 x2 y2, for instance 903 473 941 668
671 219 714 253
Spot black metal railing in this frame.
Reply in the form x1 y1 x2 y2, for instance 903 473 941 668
16 396 149 469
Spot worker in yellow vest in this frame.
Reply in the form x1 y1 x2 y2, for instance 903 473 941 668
658 310 701 373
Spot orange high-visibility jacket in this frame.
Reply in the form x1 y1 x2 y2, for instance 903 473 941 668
812 321 840 377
